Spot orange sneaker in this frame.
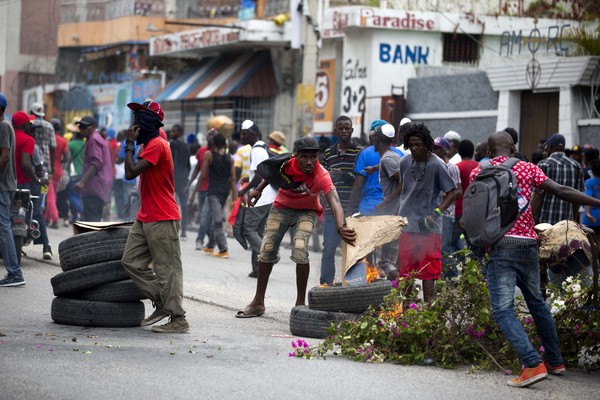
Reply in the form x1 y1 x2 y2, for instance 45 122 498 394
202 247 214 254
507 363 548 388
212 251 229 258
545 362 566 375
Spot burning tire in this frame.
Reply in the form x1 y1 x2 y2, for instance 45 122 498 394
307 280 392 313
58 228 130 271
51 297 144 327
51 260 130 296
289 306 361 339
66 279 145 303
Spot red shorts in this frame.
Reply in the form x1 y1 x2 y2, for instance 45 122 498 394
397 232 442 280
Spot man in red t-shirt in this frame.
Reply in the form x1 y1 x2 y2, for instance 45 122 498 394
236 136 356 318
186 129 216 250
13 111 37 185
121 100 188 334
44 119 70 228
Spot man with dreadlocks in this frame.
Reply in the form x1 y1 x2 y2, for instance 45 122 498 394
121 100 188 334
396 123 457 302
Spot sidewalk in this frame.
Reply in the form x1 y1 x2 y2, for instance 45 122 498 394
39 223 327 323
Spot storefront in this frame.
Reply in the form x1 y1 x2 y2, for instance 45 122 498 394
315 6 594 146
149 20 295 136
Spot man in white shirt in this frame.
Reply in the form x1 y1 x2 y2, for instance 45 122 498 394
444 130 462 164
238 120 278 278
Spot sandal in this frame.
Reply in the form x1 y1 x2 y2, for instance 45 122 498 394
235 305 266 318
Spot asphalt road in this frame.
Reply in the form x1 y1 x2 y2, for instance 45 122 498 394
0 224 598 399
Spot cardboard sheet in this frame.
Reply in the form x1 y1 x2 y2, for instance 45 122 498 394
72 221 133 235
341 215 408 278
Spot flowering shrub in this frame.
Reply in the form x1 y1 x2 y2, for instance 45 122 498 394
290 251 600 372
548 276 600 369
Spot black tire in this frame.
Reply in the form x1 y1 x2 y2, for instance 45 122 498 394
58 228 130 271
14 236 22 266
308 280 392 313
67 279 146 302
289 306 361 339
51 297 144 327
51 261 130 296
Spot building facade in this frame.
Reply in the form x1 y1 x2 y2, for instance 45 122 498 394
316 5 599 157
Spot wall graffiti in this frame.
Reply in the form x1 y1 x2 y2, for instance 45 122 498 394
341 58 368 127
499 24 570 56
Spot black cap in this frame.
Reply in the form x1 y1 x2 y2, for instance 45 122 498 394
50 118 62 132
77 116 97 128
294 136 321 152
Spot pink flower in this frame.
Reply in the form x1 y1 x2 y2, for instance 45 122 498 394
391 280 398 289
402 322 409 328
409 303 420 311
524 317 533 325
288 352 296 357
291 341 297 348
539 346 545 353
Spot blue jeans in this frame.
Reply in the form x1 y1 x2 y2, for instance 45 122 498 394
320 214 341 284
441 216 462 279
67 175 83 223
487 242 563 368
195 191 214 246
0 192 22 279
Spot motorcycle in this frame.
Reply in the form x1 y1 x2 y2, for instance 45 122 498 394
10 189 40 264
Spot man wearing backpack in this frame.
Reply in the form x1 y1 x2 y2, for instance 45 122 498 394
237 120 277 278
236 136 356 317
467 131 600 388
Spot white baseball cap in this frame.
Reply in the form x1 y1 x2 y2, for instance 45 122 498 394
444 130 461 141
400 117 412 126
380 124 395 138
30 102 45 117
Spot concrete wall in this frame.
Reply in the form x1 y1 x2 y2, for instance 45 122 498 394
406 71 497 112
405 71 498 143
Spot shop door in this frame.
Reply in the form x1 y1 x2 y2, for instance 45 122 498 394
519 91 559 160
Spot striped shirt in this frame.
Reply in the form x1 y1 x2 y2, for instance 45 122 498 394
536 151 583 225
323 142 363 214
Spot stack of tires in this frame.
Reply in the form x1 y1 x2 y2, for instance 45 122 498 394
50 228 147 328
290 280 392 339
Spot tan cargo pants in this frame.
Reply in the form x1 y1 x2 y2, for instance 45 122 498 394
122 220 186 317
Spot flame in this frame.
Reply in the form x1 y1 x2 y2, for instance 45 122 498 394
379 302 404 320
366 261 379 284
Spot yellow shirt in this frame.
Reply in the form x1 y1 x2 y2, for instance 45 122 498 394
235 144 251 180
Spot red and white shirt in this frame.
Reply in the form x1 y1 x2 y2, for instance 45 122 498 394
470 156 548 240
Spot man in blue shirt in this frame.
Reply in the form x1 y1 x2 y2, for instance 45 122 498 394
348 120 403 216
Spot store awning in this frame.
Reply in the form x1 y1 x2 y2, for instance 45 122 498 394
156 51 278 101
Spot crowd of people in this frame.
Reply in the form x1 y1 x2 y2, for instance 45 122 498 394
2 93 600 386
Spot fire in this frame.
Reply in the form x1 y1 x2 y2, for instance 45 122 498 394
379 302 404 320
366 261 379 284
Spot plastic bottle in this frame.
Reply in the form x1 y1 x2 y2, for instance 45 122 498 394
40 172 49 194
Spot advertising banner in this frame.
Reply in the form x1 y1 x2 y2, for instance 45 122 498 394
313 59 336 134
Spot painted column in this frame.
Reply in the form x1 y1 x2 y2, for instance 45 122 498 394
559 86 582 147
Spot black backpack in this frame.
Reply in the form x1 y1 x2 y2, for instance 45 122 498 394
256 153 301 190
462 158 528 247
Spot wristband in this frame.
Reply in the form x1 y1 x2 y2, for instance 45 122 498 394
125 146 135 153
433 208 442 216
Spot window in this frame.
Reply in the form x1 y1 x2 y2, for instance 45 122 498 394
443 33 480 64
